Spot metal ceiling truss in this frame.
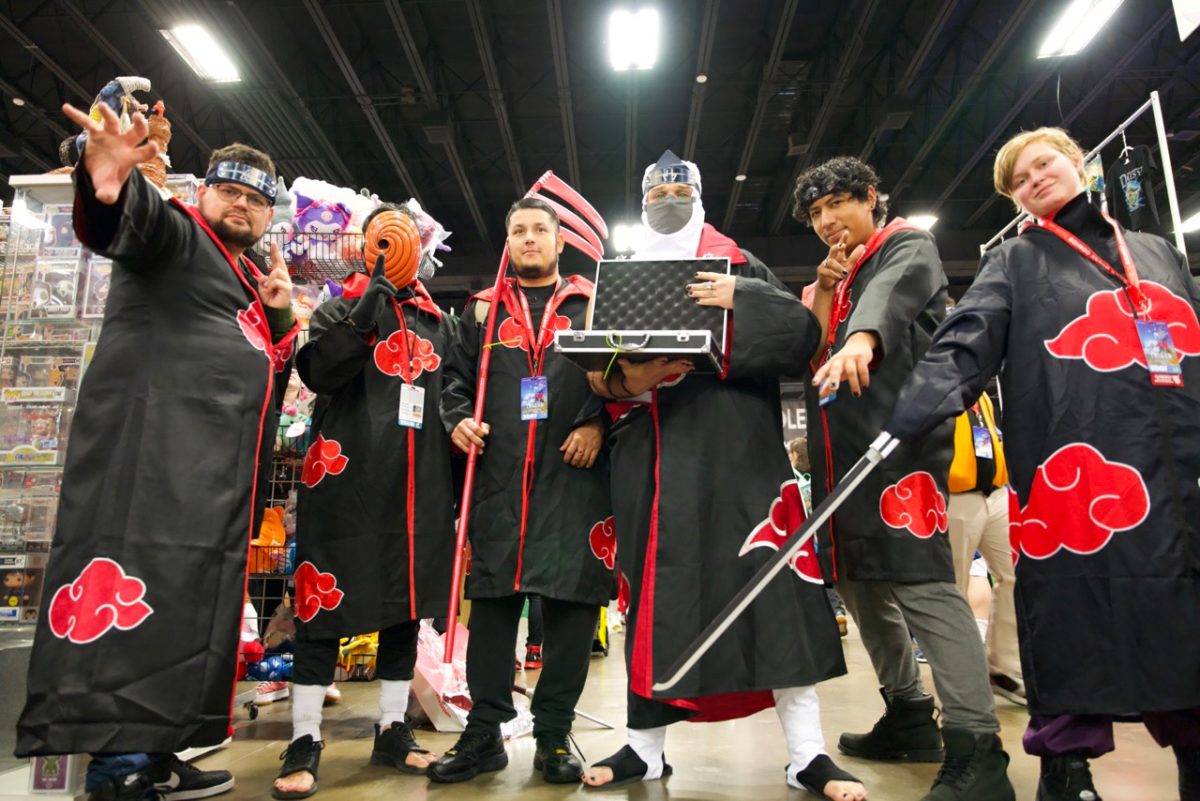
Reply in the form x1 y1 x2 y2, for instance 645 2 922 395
547 0 581 187
682 0 719 163
425 121 493 253
384 0 439 110
466 0 524 195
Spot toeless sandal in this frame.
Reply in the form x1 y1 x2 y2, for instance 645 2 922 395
272 735 325 799
787 753 862 798
584 744 673 789
370 722 434 775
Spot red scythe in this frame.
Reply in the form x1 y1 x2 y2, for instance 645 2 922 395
443 171 608 660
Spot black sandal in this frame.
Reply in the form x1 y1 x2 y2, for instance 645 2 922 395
370 722 434 775
584 744 673 789
788 753 862 798
272 735 325 800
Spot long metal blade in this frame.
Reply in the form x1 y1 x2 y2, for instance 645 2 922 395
530 192 604 254
651 432 900 693
534 170 610 239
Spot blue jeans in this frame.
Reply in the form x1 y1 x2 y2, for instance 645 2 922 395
86 753 164 792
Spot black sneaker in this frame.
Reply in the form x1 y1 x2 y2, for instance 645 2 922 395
154 757 234 800
426 726 508 783
1036 752 1102 801
533 732 583 783
89 770 161 801
921 728 1015 801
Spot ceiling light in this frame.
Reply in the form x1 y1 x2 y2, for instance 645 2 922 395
608 8 659 71
908 214 938 230
1037 0 1125 58
1181 210 1200 234
695 74 708 84
734 174 747 182
12 97 25 106
612 222 646 253
160 25 241 82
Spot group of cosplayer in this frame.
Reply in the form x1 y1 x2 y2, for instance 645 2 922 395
274 127 1200 801
16 98 1200 801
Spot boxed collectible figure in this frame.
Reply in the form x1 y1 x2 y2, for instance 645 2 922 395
30 257 80 318
82 255 113 318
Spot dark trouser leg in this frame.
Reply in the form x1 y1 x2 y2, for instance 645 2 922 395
526 595 545 648
464 594 524 733
530 599 598 737
1143 707 1200 748
1023 714 1115 758
292 635 339 687
376 620 420 681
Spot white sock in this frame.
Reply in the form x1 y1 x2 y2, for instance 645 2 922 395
627 725 668 781
773 686 827 779
379 679 411 728
291 683 326 743
976 618 990 643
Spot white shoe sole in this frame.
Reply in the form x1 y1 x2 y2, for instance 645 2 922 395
255 690 290 705
159 776 235 800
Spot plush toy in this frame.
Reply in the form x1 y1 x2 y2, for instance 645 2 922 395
136 101 172 189
57 77 152 170
249 506 287 573
286 193 353 265
247 653 293 681
267 177 294 238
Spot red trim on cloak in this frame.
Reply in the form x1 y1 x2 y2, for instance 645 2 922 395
342 273 443 320
168 199 283 737
696 224 748 264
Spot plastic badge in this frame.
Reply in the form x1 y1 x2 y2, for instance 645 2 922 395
818 380 837 407
1135 319 1184 387
399 384 425 428
972 425 994 459
520 376 549 420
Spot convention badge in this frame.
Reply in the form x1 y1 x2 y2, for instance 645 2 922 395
818 379 837 407
398 384 425 428
1134 319 1184 387
520 376 550 420
972 426 994 459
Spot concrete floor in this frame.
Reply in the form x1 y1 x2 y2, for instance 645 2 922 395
197 622 1179 801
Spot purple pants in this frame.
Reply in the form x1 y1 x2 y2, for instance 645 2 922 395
1024 708 1200 757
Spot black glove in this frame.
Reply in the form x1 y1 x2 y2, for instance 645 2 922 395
347 255 397 335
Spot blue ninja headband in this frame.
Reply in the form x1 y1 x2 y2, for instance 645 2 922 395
204 161 277 205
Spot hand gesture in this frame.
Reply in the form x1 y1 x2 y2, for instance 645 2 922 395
451 418 490 453
812 331 877 399
257 243 294 309
62 102 159 205
616 356 694 396
686 270 736 309
816 232 865 291
348 254 398 333
560 418 602 468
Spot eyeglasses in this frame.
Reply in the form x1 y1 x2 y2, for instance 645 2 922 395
211 183 271 212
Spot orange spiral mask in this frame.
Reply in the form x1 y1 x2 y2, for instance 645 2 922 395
364 210 422 288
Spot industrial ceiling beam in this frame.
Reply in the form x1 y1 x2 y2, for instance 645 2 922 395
466 0 524 195
57 0 211 156
384 0 439 110
682 0 719 162
768 0 882 232
547 0 581 187
964 9 1177 227
857 0 958 162
0 76 71 140
304 0 422 202
425 123 493 255
720 0 799 231
0 12 92 102
884 0 1039 203
625 77 638 217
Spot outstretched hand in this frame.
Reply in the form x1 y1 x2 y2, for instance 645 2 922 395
62 102 159 205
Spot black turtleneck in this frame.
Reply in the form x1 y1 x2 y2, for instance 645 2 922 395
1048 191 1119 267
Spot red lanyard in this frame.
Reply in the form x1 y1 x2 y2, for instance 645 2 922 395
511 279 562 377
825 219 919 355
390 299 414 384
1037 214 1148 314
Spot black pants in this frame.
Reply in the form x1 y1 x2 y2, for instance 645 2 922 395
465 594 597 737
292 620 420 687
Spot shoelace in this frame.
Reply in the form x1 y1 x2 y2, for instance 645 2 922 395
278 738 324 773
932 752 976 791
448 728 496 756
537 732 586 762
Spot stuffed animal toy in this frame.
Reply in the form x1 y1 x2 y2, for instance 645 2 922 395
286 193 353 265
136 101 172 189
249 506 288 572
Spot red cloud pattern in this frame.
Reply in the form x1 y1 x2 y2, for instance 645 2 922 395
1045 281 1200 372
879 471 947 539
589 517 617 569
496 313 572 352
1009 443 1149 560
237 305 269 354
302 434 349 488
374 330 441 379
272 337 294 373
293 561 344 622
47 558 154 644
739 480 823 584
616 571 630 614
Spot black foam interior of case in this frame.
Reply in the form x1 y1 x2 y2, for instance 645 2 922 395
591 258 726 338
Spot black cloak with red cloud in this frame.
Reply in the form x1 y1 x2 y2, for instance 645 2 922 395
440 275 614 605
17 171 298 756
886 193 1200 715
292 276 456 639
605 226 846 726
805 220 956 584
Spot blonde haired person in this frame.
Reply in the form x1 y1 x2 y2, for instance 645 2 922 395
885 126 1200 801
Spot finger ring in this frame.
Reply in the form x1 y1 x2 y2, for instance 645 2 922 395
706 281 713 292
